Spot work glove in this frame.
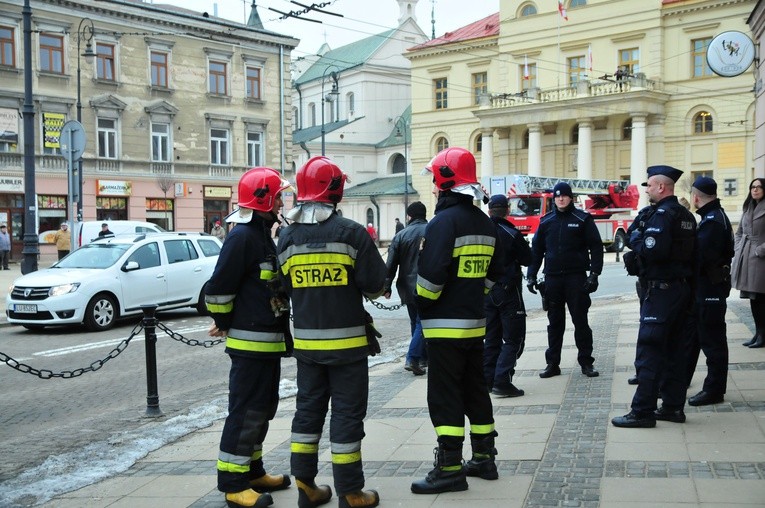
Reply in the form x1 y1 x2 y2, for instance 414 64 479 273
526 277 538 294
364 311 382 356
583 272 599 293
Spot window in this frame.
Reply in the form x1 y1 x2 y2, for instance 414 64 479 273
209 61 227 95
164 239 198 264
622 119 632 140
521 4 537 16
97 118 118 158
692 38 713 78
0 107 19 152
571 123 579 144
570 0 586 6
619 47 639 75
292 106 300 130
693 111 713 134
472 72 487 105
521 63 537 91
523 129 530 149
39 33 64 74
246 65 261 99
151 51 169 87
568 56 586 85
198 239 222 257
436 136 449 152
96 43 116 81
210 128 229 165
0 26 15 67
366 208 374 226
475 134 482 153
247 130 263 167
309 103 316 127
128 243 160 269
434 78 448 109
151 122 170 162
347 92 355 117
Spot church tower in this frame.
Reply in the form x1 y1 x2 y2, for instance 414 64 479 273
397 0 418 24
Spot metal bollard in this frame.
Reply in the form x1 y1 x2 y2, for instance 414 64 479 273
141 305 164 417
615 247 621 263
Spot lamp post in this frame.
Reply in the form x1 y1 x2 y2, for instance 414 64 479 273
320 66 339 156
394 116 410 215
21 0 38 274
76 18 96 223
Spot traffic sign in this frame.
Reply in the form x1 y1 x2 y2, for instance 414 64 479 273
60 120 86 161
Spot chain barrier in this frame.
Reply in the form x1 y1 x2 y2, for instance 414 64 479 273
156 321 224 348
0 321 144 379
366 297 404 312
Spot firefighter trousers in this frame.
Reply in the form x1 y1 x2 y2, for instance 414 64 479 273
217 355 281 493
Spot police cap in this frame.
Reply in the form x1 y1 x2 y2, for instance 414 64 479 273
553 182 573 198
488 194 509 209
692 176 717 195
642 165 683 186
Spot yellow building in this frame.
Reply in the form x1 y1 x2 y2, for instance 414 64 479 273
406 0 756 219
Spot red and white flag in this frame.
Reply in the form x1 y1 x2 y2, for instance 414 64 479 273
588 44 593 72
558 0 568 21
524 55 530 80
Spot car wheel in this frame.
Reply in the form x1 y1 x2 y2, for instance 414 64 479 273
84 293 118 331
609 230 626 252
22 324 46 332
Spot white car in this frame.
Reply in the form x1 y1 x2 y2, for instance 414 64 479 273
6 233 222 331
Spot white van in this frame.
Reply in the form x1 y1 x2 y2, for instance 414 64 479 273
75 220 164 248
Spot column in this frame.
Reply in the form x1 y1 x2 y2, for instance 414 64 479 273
577 120 593 180
480 128 494 179
630 114 648 208
528 123 542 176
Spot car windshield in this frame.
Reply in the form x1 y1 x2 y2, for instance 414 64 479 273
54 244 131 269
508 197 542 216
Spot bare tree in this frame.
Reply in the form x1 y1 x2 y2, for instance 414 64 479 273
156 174 176 230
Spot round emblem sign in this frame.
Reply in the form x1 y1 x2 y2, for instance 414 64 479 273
706 31 755 77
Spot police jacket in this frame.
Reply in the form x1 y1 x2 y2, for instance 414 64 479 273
385 218 427 306
491 216 531 286
277 211 386 365
695 199 734 300
415 192 501 341
527 203 604 279
629 195 696 281
205 213 287 358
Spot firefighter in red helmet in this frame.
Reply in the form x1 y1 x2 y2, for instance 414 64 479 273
411 147 503 494
276 156 386 508
205 167 292 508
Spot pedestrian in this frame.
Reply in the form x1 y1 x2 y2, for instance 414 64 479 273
98 223 113 237
411 147 502 494
0 224 10 270
732 177 765 348
277 156 386 508
685 177 734 406
394 217 404 233
212 220 227 242
483 194 532 398
526 181 603 379
365 222 378 244
384 201 428 376
204 167 293 508
612 165 696 428
53 222 71 260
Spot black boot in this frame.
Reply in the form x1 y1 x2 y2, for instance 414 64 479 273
743 334 757 346
411 445 468 494
749 330 764 348
464 432 498 480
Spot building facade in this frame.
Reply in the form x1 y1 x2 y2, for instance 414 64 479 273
749 0 765 179
0 0 296 257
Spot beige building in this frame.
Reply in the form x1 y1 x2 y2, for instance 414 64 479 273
749 0 765 179
406 0 756 218
0 0 296 258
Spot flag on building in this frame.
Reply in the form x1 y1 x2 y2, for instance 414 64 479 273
524 55 530 80
558 0 568 21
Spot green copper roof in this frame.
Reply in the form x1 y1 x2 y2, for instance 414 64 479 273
376 105 411 148
344 174 416 197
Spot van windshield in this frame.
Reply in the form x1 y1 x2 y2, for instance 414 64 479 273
508 197 542 217
54 244 131 269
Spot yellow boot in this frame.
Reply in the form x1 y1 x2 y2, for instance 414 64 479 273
296 479 333 508
224 488 273 508
339 489 380 508
250 473 291 492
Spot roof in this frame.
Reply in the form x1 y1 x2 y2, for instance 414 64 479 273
376 106 411 149
292 118 361 144
295 28 396 85
344 175 416 198
409 12 499 51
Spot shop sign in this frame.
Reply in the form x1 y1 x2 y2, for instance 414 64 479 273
204 186 232 198
97 180 132 196
0 177 23 192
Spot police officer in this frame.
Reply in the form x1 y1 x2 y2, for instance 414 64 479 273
277 156 385 508
205 167 292 508
685 177 734 406
411 147 502 494
527 182 603 379
612 165 697 428
483 194 532 397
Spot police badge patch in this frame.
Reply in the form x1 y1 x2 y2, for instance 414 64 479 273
645 236 656 249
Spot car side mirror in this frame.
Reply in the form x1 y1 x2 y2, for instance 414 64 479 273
122 261 140 272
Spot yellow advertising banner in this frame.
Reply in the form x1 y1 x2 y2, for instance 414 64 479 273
97 180 133 196
43 112 65 149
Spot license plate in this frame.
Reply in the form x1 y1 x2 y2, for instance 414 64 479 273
14 304 37 313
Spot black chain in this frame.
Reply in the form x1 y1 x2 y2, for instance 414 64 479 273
0 322 144 379
366 297 404 311
157 322 224 348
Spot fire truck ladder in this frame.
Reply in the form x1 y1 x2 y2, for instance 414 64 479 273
512 175 630 193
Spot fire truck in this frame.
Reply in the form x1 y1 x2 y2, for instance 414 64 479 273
482 175 640 251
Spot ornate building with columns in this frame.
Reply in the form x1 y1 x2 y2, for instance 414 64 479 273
406 0 756 218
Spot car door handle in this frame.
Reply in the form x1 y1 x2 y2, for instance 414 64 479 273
194 266 202 272
156 273 165 279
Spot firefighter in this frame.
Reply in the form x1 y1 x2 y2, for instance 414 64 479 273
411 147 502 494
205 167 292 508
277 156 386 508
483 194 532 397
612 165 696 428
526 182 603 379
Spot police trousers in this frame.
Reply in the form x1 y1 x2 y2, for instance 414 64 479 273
290 358 368 496
544 273 594 368
427 338 495 451
483 280 526 389
685 298 728 395
218 355 281 492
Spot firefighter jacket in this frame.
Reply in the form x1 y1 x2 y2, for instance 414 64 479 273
277 210 386 365
415 192 501 341
491 216 531 286
384 218 427 305
695 199 733 300
527 203 604 280
205 213 288 358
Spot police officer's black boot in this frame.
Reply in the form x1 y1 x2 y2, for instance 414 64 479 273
411 445 468 494
748 329 764 348
464 432 499 480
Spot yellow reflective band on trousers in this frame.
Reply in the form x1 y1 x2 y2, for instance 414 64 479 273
291 442 319 454
332 451 362 465
280 252 355 275
217 459 250 473
226 337 286 353
435 425 465 437
293 336 367 351
206 302 233 313
470 423 495 435
251 449 263 460
422 327 485 339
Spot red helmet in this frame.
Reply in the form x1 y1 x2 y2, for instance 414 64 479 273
425 147 478 191
237 167 291 212
295 156 347 203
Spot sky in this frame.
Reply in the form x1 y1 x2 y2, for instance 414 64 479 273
156 0 499 59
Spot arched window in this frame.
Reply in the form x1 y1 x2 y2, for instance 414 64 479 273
571 123 579 144
521 4 537 16
523 129 530 149
392 153 406 174
346 92 355 117
366 208 374 225
475 134 483 153
622 119 632 140
309 103 316 127
693 111 713 134
436 136 449 152
292 106 300 130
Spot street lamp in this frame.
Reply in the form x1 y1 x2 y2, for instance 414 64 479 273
76 18 96 223
320 66 339 156
394 116 410 215
21 0 38 274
